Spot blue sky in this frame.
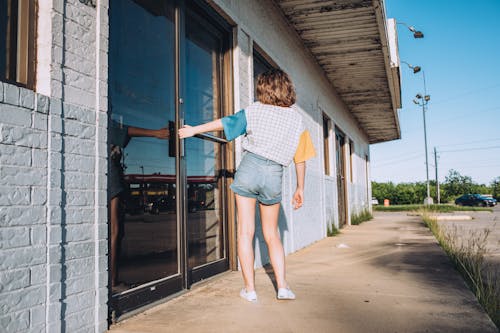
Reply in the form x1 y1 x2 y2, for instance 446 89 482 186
371 0 500 185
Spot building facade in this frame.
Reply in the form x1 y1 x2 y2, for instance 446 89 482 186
0 0 401 331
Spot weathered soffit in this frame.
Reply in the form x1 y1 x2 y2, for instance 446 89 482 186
275 0 401 144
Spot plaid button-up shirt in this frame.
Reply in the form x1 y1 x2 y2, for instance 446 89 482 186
222 102 314 166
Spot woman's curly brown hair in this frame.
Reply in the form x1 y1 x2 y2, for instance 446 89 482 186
256 68 296 107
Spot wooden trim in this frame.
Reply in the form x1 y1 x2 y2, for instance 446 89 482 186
27 0 37 89
1 0 36 89
188 0 236 271
6 0 19 83
253 43 279 69
222 29 237 271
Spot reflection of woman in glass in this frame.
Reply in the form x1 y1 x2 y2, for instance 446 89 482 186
109 121 169 292
179 69 316 301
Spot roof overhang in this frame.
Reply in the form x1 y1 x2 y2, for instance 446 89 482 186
275 0 402 144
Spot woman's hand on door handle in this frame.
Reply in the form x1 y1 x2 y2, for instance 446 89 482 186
178 119 224 139
178 125 196 139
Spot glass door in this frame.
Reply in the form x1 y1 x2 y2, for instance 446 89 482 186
109 0 181 317
108 0 231 319
183 8 229 284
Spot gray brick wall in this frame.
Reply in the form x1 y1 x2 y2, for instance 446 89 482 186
1 84 48 333
1 0 109 332
0 83 108 332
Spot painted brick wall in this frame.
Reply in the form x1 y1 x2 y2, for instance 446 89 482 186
0 84 49 333
0 0 109 332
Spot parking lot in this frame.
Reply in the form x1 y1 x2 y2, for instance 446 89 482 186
437 205 500 270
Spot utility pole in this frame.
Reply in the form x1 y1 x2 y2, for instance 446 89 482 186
434 147 440 204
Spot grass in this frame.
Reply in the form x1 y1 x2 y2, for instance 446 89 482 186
327 223 340 237
421 210 500 328
374 204 492 213
351 209 373 225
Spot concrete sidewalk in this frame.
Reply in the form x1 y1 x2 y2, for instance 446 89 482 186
109 212 497 333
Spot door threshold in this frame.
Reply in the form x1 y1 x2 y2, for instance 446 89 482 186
110 270 234 325
189 269 234 290
112 288 188 324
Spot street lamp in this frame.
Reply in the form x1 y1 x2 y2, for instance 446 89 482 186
401 61 421 74
397 22 424 38
411 70 433 205
402 61 433 204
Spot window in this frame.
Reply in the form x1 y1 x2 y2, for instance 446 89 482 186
322 113 331 175
253 44 276 100
0 0 37 89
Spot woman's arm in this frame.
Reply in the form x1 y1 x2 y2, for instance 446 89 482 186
128 126 169 139
178 119 224 139
292 161 306 209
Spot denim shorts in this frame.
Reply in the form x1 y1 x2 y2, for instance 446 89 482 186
230 152 284 205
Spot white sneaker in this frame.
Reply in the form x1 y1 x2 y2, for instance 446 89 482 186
240 288 258 302
277 287 296 300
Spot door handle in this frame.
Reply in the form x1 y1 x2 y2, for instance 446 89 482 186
179 119 185 157
168 121 176 157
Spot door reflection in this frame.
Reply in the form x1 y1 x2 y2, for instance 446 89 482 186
109 0 178 293
186 142 224 268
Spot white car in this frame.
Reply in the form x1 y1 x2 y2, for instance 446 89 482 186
371 197 379 205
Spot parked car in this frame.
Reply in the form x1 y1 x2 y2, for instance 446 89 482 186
148 196 173 214
371 197 379 205
454 194 497 207
482 194 498 205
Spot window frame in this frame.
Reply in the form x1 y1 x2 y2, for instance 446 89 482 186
322 113 331 176
1 0 37 89
349 140 355 183
252 43 278 100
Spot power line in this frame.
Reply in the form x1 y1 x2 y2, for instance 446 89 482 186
372 150 422 163
450 164 500 169
437 138 500 148
430 106 500 124
399 108 500 136
430 83 500 106
439 145 500 153
372 154 424 168
440 161 500 168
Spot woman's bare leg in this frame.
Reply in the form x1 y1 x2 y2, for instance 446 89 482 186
236 194 257 291
260 202 287 289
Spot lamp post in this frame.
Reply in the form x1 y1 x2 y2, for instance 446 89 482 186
402 62 433 204
412 71 433 205
399 22 429 203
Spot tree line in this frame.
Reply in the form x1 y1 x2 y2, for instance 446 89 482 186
372 169 500 205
